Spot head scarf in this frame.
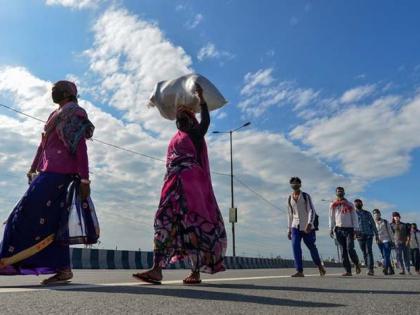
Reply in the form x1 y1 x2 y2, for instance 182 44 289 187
45 81 94 155
53 80 78 100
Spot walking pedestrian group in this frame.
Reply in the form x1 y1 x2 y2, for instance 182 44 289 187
0 80 418 285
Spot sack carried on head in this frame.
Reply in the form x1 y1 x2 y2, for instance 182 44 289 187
148 73 228 120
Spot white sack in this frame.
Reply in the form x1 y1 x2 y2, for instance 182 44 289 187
148 73 228 120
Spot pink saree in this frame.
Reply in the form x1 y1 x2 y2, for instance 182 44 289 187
153 130 227 273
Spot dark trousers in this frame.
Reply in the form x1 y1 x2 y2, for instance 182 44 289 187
335 227 360 273
410 248 420 272
357 235 374 271
291 228 322 272
395 243 410 272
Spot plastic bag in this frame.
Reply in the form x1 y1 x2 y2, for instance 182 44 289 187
56 179 100 245
148 73 228 120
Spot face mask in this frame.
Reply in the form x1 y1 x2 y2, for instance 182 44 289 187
355 203 363 210
290 184 301 191
374 214 381 220
336 192 345 198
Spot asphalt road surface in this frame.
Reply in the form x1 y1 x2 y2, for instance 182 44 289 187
0 268 419 314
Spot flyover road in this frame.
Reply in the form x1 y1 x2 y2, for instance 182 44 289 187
0 268 419 314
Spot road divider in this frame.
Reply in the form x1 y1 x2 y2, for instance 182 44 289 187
70 248 340 269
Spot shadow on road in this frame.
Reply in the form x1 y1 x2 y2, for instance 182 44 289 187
199 283 420 295
58 285 345 308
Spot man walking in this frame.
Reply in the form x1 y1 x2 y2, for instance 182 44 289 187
372 209 395 275
409 223 420 275
287 177 326 277
329 187 361 276
391 212 411 275
354 199 378 276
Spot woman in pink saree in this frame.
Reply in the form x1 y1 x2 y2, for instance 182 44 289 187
134 84 227 284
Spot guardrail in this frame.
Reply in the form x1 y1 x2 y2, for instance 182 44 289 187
70 248 341 269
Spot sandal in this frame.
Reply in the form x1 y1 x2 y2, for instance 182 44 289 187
132 272 162 285
41 271 73 285
183 272 201 285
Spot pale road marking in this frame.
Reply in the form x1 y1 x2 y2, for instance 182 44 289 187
0 273 342 294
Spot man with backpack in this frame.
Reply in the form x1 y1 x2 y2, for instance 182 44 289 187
287 177 326 277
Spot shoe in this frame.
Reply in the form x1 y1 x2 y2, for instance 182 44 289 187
341 272 352 277
291 272 304 277
399 271 405 275
318 266 326 277
382 268 388 275
367 270 374 276
355 264 362 274
408 271 412 275
389 268 395 275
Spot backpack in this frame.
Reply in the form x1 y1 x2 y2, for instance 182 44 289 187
288 192 319 231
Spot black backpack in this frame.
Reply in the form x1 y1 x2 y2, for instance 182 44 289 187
288 192 319 231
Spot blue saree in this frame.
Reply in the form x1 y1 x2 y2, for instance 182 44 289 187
0 172 99 275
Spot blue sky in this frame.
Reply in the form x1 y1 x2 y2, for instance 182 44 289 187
0 0 419 259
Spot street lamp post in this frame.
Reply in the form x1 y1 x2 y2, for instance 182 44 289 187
213 122 251 257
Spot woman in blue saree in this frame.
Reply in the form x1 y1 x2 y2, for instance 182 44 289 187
0 81 99 285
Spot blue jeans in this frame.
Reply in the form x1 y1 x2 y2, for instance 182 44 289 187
357 235 374 271
396 243 411 272
291 228 321 272
377 241 392 271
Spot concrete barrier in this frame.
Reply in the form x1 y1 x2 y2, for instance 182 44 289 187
70 248 341 269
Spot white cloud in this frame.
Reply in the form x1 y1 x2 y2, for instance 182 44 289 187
186 13 203 29
197 42 235 62
241 68 275 96
340 84 376 104
215 111 227 120
290 94 420 180
238 68 319 117
84 7 193 135
45 0 103 9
